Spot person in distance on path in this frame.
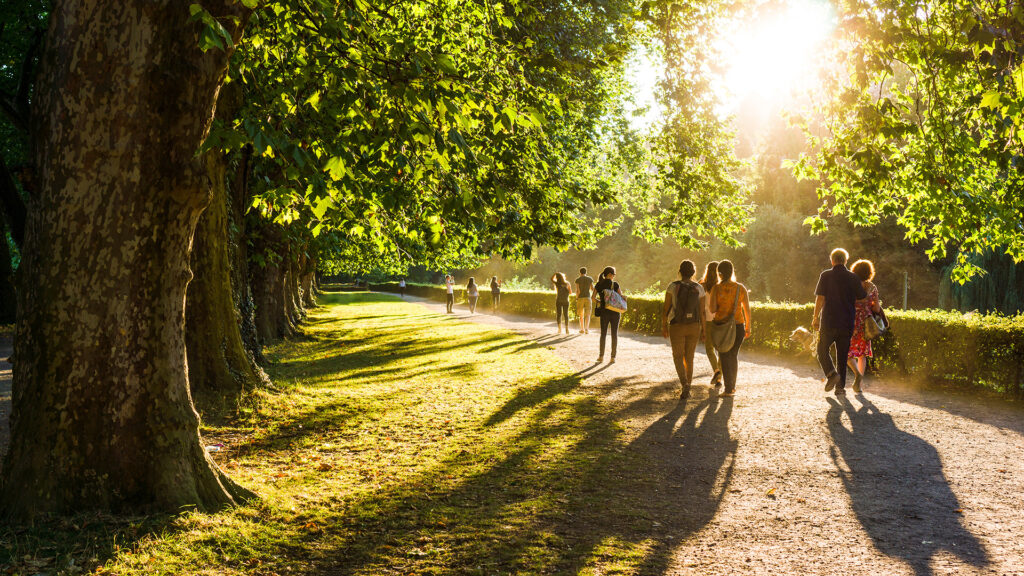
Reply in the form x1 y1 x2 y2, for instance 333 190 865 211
489 276 501 313
574 267 595 334
399 278 407 298
445 274 455 313
551 272 573 334
812 248 868 395
663 260 707 399
466 277 480 314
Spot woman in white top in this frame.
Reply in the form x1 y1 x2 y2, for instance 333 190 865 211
466 277 480 314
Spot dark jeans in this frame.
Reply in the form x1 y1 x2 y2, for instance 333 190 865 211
491 292 500 311
446 293 454 313
599 310 621 358
817 327 853 388
719 325 746 393
555 302 569 327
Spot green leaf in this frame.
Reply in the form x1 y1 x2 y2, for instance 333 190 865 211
325 156 346 180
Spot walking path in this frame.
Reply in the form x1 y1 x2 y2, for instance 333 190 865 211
405 294 1024 576
0 342 10 458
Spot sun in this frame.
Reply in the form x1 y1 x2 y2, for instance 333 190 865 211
718 0 836 106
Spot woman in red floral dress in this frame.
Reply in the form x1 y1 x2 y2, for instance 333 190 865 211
848 259 882 392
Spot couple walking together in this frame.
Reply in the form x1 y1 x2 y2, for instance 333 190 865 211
662 259 750 399
813 248 884 395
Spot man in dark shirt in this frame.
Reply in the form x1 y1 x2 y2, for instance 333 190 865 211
575 268 595 334
812 248 868 394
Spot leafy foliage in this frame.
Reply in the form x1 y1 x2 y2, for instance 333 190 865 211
796 0 1024 281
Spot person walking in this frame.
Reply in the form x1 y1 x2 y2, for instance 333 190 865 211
445 275 455 313
466 277 480 314
399 278 407 298
489 276 501 313
847 259 882 393
663 260 706 399
551 272 573 334
812 248 868 394
594 266 623 363
574 267 595 334
700 261 722 387
708 260 751 397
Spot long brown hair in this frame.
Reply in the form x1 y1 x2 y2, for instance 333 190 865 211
701 261 719 292
551 272 568 286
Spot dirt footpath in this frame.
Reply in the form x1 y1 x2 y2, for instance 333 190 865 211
0 342 10 459
410 295 1024 576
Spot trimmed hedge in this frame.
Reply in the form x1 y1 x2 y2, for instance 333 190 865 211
372 282 1024 397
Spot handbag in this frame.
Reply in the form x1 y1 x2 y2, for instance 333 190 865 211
709 287 740 351
603 288 627 313
864 308 888 340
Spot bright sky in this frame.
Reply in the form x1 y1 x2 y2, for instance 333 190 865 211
626 0 836 127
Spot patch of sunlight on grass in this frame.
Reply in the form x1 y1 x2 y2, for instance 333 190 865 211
3 291 668 576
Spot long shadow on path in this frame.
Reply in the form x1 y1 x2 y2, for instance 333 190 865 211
827 395 988 576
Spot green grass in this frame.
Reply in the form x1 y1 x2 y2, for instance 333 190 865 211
1 291 670 575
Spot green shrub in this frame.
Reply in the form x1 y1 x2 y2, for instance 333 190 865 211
372 282 1024 397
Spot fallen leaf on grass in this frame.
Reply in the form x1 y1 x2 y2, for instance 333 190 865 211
317 462 334 472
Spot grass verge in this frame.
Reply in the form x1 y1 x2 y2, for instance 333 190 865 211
1 291 670 575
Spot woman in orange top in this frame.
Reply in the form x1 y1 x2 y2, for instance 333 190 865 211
708 260 751 397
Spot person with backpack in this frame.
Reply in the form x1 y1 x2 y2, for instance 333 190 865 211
551 272 573 334
708 260 751 397
662 260 706 399
593 266 625 363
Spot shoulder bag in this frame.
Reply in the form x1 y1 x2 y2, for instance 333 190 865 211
709 287 740 351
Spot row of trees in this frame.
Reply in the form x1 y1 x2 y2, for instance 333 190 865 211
2 0 1023 521
0 0 750 519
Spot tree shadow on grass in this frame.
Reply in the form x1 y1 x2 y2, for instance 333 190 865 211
0 513 180 575
299 375 737 575
827 395 988 576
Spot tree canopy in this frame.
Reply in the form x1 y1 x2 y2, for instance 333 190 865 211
797 0 1024 281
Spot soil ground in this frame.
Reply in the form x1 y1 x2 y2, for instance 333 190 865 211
0 341 10 458
406 294 1024 576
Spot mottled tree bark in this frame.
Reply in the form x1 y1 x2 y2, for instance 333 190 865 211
0 0 252 519
300 253 317 309
252 223 294 343
228 146 264 363
186 151 268 405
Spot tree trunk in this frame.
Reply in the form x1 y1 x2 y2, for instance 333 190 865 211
228 146 264 364
185 152 268 406
300 254 317 309
0 217 15 324
252 226 294 342
285 256 303 323
0 0 252 519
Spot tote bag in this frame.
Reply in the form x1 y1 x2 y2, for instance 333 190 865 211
864 308 888 340
603 288 628 313
709 288 740 352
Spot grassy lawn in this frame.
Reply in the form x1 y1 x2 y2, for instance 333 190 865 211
1 291 665 575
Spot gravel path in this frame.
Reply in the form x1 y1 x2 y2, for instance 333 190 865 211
407 295 1024 576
